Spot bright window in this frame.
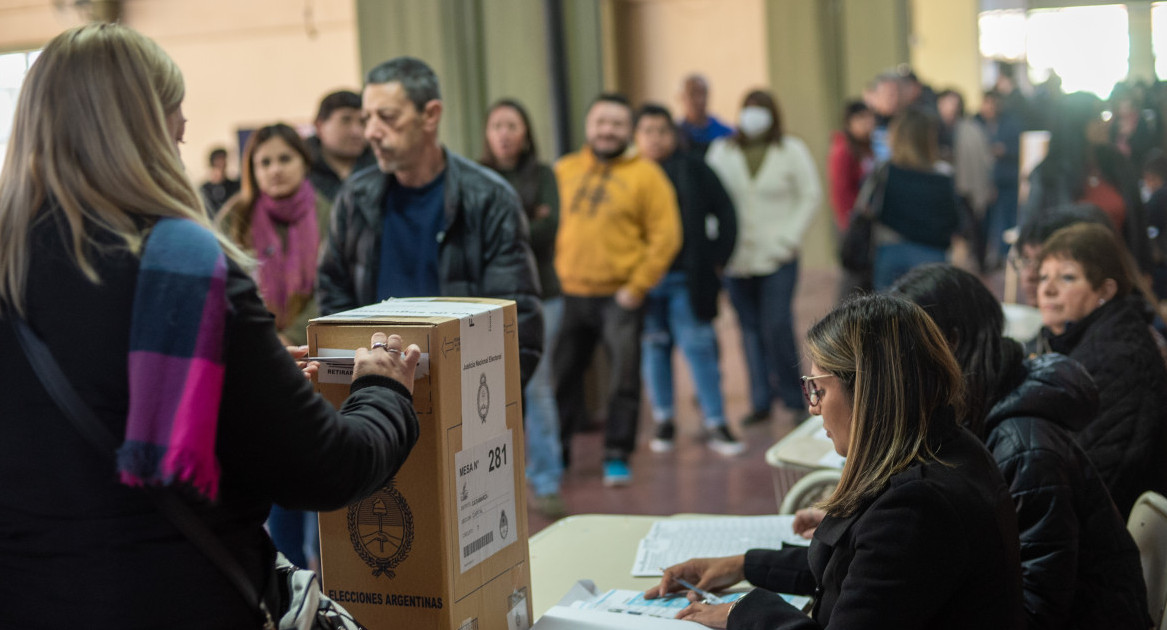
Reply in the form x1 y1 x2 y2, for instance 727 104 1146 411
0 50 40 173
978 5 1130 99
1026 5 1129 97
1154 3 1167 80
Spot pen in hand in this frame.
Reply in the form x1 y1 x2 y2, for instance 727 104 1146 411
661 568 725 604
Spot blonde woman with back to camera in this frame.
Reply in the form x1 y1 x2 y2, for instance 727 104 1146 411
646 295 1025 630
0 23 423 628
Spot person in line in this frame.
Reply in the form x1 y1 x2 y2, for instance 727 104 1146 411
479 98 565 518
936 88 995 271
893 264 1150 630
1141 149 1167 298
0 23 422 628
199 146 240 217
677 74 734 157
1035 223 1167 516
633 104 740 456
977 89 1025 268
706 89 822 426
646 294 1025 630
316 56 543 385
828 101 875 298
306 90 377 202
826 100 874 234
218 124 328 347
553 93 681 486
870 108 959 290
1024 92 1152 274
216 123 332 569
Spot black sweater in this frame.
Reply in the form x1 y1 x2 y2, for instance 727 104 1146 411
0 217 419 628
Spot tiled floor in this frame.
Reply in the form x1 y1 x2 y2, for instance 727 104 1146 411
524 259 1013 534
525 265 844 534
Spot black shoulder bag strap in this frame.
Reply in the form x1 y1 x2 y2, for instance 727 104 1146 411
11 315 275 629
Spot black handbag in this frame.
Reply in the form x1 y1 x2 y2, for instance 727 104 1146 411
11 315 363 630
839 164 889 273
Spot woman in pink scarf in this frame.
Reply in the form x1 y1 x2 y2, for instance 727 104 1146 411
218 124 329 347
217 123 332 570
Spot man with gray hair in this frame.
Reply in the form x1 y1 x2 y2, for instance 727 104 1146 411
317 56 543 384
677 74 733 156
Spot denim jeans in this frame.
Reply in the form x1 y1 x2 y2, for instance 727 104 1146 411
524 297 564 497
267 506 318 568
725 261 803 413
641 271 727 428
554 295 644 464
873 241 947 291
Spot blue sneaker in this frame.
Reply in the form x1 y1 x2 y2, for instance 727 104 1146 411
602 459 632 487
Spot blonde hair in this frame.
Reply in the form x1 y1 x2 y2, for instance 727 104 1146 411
0 23 248 313
807 295 964 517
889 108 939 171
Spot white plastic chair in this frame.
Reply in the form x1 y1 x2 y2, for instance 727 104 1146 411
1127 491 1167 629
778 469 843 515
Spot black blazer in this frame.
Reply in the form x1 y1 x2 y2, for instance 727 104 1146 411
729 422 1025 630
659 151 737 321
0 215 419 628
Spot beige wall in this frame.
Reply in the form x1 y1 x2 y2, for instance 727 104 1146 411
611 0 769 126
0 0 361 182
909 0 983 110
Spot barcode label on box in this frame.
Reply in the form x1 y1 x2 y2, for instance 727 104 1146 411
463 532 494 558
454 430 518 572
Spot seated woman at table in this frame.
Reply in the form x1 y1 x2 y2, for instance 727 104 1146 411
645 294 1024 630
892 263 1150 630
1035 223 1167 517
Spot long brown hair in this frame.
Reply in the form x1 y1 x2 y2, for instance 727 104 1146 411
478 99 541 214
732 89 785 145
217 123 312 247
0 23 248 314
807 295 964 517
890 108 939 171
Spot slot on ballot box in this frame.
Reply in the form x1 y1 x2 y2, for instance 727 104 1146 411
308 297 531 630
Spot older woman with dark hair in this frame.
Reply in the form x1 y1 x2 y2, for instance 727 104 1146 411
893 264 1149 630
0 24 420 627
647 295 1024 630
1036 223 1167 516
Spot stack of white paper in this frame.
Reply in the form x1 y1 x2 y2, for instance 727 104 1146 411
631 515 811 577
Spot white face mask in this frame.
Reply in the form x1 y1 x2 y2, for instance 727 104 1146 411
738 106 773 139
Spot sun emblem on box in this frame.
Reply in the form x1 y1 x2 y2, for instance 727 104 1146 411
477 372 490 423
348 480 413 578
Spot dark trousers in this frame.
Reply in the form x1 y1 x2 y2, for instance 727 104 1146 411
553 295 644 464
725 261 804 412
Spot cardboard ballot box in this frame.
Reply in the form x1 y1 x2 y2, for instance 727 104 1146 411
307 298 532 630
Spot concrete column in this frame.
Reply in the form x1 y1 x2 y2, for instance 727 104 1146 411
1128 2 1155 84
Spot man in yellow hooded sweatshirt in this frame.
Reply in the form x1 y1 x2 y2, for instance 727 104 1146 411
553 93 682 487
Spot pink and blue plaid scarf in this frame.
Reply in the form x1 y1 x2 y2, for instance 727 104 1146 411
116 218 228 501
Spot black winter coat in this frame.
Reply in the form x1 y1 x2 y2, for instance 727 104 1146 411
316 150 543 385
1040 293 1167 516
728 421 1024 630
984 352 1150 630
0 217 419 628
659 151 737 321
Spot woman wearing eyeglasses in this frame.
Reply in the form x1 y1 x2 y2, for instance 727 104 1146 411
646 295 1024 630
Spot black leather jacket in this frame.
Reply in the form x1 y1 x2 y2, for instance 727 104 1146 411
984 352 1150 630
317 149 543 384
